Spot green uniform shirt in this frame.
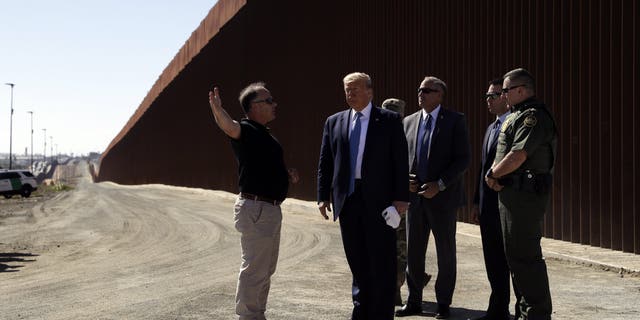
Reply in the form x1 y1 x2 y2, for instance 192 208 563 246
494 97 557 174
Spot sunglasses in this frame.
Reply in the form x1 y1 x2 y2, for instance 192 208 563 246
485 92 501 100
252 97 275 105
418 87 440 95
501 84 525 94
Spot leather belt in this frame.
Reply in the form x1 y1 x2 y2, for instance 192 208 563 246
240 192 282 206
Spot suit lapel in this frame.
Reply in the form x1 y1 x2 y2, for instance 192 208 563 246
365 106 380 141
481 123 492 164
406 111 420 171
340 110 350 143
407 111 420 151
431 108 447 150
361 106 380 176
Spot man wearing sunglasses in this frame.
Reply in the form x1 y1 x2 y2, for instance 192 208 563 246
471 78 520 320
485 68 556 320
381 98 434 307
208 82 299 320
396 76 470 319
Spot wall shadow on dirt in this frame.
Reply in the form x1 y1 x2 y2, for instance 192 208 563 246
0 252 38 273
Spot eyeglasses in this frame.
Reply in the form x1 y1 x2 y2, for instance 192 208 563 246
252 97 275 105
418 87 440 95
485 92 501 100
501 84 525 94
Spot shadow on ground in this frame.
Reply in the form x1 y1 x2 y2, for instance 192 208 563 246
0 252 38 273
397 301 486 319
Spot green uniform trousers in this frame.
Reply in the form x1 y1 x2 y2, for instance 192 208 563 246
498 187 552 320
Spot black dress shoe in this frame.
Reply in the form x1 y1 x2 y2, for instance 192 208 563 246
435 304 450 319
395 303 422 317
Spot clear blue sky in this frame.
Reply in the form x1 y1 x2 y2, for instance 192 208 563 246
0 1 217 156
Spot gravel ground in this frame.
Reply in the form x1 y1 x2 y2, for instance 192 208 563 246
2 161 639 320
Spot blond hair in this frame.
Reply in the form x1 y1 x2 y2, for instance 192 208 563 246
343 72 372 88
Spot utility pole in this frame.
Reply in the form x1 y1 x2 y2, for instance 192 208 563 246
5 83 15 169
42 128 47 161
27 111 34 169
50 136 53 162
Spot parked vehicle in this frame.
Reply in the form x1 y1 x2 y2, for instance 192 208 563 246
0 169 38 199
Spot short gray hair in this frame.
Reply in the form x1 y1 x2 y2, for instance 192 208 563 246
423 76 447 94
238 82 266 113
503 68 535 90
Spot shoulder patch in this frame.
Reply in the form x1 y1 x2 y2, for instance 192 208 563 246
501 113 516 133
524 114 537 127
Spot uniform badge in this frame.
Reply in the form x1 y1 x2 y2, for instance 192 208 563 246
524 114 537 127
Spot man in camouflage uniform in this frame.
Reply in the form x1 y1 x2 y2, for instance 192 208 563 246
485 68 556 320
381 98 432 306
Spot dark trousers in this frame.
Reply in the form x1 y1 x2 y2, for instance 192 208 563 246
499 188 552 320
405 194 457 306
339 185 397 320
480 208 519 319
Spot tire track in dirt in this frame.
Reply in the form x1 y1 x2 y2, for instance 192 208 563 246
1 163 349 319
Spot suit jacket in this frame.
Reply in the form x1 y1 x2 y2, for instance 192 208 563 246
403 107 470 212
473 120 500 216
317 106 409 220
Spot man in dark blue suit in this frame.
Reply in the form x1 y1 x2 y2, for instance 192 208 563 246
396 76 470 319
471 78 520 320
317 72 409 319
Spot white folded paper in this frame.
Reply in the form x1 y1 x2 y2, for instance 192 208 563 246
381 205 401 229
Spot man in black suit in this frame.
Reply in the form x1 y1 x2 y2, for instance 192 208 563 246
396 76 470 319
471 78 520 320
317 72 409 319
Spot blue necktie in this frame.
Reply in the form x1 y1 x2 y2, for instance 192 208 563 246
348 112 362 195
487 119 501 152
417 114 432 182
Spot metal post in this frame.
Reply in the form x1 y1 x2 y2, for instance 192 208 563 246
50 136 53 162
5 83 15 169
42 128 47 161
27 111 33 169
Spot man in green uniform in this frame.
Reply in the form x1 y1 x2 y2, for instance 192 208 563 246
485 68 556 320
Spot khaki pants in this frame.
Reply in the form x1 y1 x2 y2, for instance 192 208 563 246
234 196 282 320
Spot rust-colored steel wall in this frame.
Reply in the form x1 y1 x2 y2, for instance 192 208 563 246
99 0 640 253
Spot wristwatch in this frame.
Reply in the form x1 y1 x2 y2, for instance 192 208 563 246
437 179 446 191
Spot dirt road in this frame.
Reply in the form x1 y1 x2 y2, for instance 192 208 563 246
1 162 639 319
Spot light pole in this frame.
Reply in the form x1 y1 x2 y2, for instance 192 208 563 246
27 111 33 169
5 83 15 169
42 128 47 162
50 136 53 162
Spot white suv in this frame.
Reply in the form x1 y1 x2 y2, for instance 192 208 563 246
0 170 38 199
